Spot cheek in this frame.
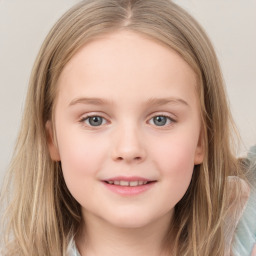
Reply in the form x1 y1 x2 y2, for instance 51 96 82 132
56 128 108 193
149 132 198 193
152 134 197 170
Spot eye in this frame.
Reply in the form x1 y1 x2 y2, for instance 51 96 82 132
149 115 173 126
82 116 107 127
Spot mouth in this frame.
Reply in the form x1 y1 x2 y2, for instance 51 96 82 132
104 180 155 186
102 176 157 196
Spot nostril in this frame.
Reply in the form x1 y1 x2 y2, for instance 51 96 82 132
112 148 146 162
116 156 142 161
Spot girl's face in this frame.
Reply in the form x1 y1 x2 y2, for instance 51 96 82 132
47 31 204 229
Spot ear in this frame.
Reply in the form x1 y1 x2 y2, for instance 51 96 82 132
45 121 61 161
194 129 205 165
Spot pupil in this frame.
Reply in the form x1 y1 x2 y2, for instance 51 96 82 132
154 116 167 126
89 116 102 126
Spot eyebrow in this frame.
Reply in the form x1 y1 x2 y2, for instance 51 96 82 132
68 97 189 107
145 97 189 107
69 97 112 106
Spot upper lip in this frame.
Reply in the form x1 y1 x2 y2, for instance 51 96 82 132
103 176 156 182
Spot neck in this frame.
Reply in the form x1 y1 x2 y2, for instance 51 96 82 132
76 212 173 256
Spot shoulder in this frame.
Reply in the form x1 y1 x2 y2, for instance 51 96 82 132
231 157 256 256
224 176 250 254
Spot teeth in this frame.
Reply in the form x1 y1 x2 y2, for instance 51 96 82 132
120 180 129 186
129 181 139 187
106 180 150 186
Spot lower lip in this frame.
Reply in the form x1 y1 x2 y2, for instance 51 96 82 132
102 182 156 196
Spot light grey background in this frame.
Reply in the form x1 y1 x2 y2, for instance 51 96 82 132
1 0 256 184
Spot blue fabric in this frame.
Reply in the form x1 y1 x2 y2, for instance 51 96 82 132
67 239 81 256
233 188 256 255
233 147 256 256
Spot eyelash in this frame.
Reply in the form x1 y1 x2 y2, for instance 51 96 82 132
79 113 176 128
148 114 176 127
79 115 108 127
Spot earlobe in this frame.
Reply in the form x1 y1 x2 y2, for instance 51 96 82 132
194 147 204 165
45 121 61 161
194 130 205 165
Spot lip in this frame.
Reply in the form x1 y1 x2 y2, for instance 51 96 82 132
102 176 157 196
104 176 154 182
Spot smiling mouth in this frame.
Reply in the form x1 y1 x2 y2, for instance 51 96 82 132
102 177 157 195
104 180 155 186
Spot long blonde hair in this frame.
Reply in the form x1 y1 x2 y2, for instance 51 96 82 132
0 0 243 255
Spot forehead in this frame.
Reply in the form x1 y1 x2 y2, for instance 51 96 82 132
56 31 198 107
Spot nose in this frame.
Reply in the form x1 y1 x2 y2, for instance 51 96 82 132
111 124 147 164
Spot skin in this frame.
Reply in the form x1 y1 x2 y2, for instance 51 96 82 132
252 244 256 256
47 31 204 256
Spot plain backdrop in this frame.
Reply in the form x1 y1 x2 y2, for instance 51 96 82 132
0 0 256 184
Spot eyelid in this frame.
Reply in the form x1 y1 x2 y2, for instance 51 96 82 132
147 112 177 121
147 112 177 126
79 112 110 127
77 112 177 127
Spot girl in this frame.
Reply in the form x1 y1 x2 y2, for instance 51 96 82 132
0 0 255 255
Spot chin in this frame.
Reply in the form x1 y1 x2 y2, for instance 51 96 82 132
104 211 160 229
110 219 152 229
